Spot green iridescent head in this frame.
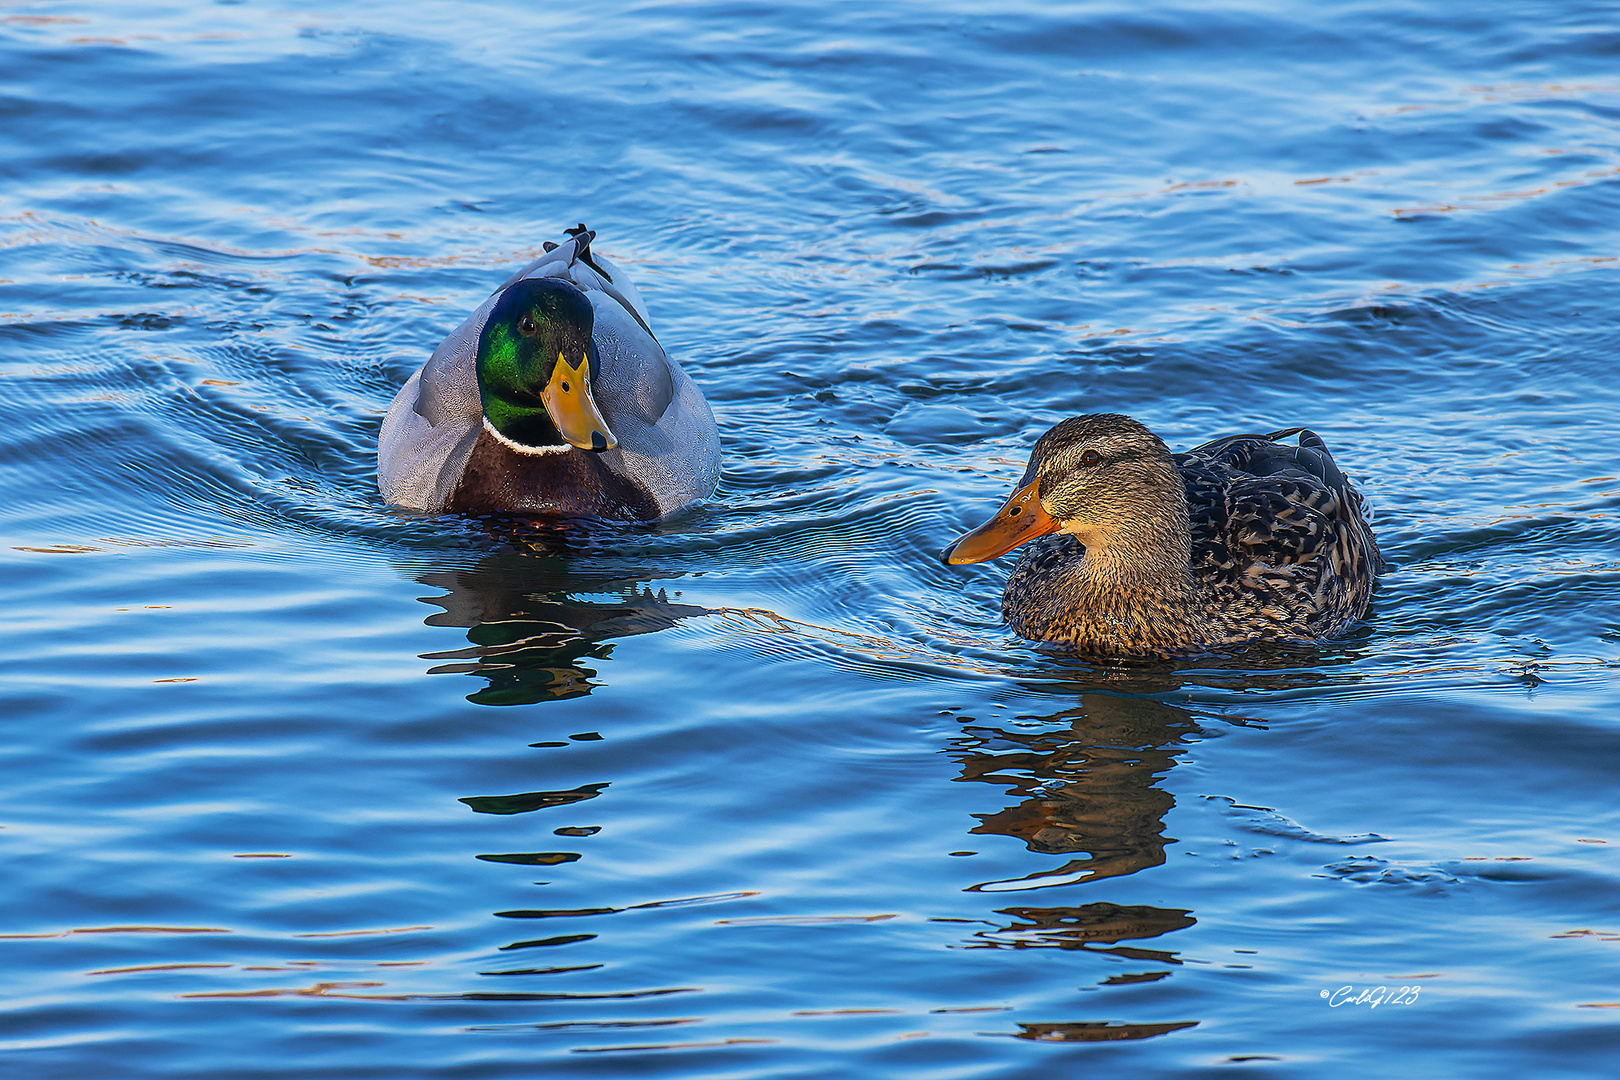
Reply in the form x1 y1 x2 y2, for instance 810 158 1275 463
475 277 617 452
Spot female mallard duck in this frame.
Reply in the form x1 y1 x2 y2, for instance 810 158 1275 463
378 225 720 521
945 414 1378 657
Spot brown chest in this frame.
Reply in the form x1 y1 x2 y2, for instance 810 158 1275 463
446 429 659 521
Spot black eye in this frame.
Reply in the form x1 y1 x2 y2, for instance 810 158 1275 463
560 381 570 393
518 315 537 335
1080 449 1102 467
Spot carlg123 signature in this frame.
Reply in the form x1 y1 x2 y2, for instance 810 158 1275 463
1321 985 1422 1007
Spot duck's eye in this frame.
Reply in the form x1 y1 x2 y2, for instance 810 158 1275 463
518 315 538 336
1080 449 1102 467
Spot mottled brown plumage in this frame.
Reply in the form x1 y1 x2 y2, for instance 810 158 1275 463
946 414 1379 657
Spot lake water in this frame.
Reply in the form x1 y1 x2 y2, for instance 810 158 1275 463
3 1 1619 1076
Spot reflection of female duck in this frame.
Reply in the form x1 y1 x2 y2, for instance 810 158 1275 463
378 226 720 521
946 414 1378 656
957 693 1192 890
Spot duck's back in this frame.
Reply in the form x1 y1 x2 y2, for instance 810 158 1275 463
582 289 720 518
1176 429 1379 643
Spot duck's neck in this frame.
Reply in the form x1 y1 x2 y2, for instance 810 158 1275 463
1070 515 1196 612
1003 470 1212 654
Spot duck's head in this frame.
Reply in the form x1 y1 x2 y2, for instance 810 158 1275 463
944 414 1183 564
475 277 618 453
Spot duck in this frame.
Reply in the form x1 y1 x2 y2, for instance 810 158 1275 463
378 225 720 521
944 414 1379 657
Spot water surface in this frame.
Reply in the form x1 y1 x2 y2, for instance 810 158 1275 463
2 1 1619 1076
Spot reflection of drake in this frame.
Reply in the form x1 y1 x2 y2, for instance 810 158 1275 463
952 693 1195 890
415 553 709 706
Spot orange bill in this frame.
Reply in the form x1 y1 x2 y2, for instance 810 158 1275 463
945 478 1059 564
541 351 618 452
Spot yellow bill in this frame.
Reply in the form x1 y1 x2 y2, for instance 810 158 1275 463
945 478 1059 564
541 351 618 452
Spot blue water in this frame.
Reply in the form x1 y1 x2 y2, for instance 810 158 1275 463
3 1 1620 1076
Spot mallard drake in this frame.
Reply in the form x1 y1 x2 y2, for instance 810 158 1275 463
944 414 1379 657
378 225 720 521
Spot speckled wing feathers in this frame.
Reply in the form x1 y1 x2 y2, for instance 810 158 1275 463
1177 428 1379 645
1223 478 1335 566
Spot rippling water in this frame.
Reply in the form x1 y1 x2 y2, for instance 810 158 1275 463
3 1 1620 1075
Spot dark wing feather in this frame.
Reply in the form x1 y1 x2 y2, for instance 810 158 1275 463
1179 427 1380 635
1174 450 1236 582
1222 475 1336 565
